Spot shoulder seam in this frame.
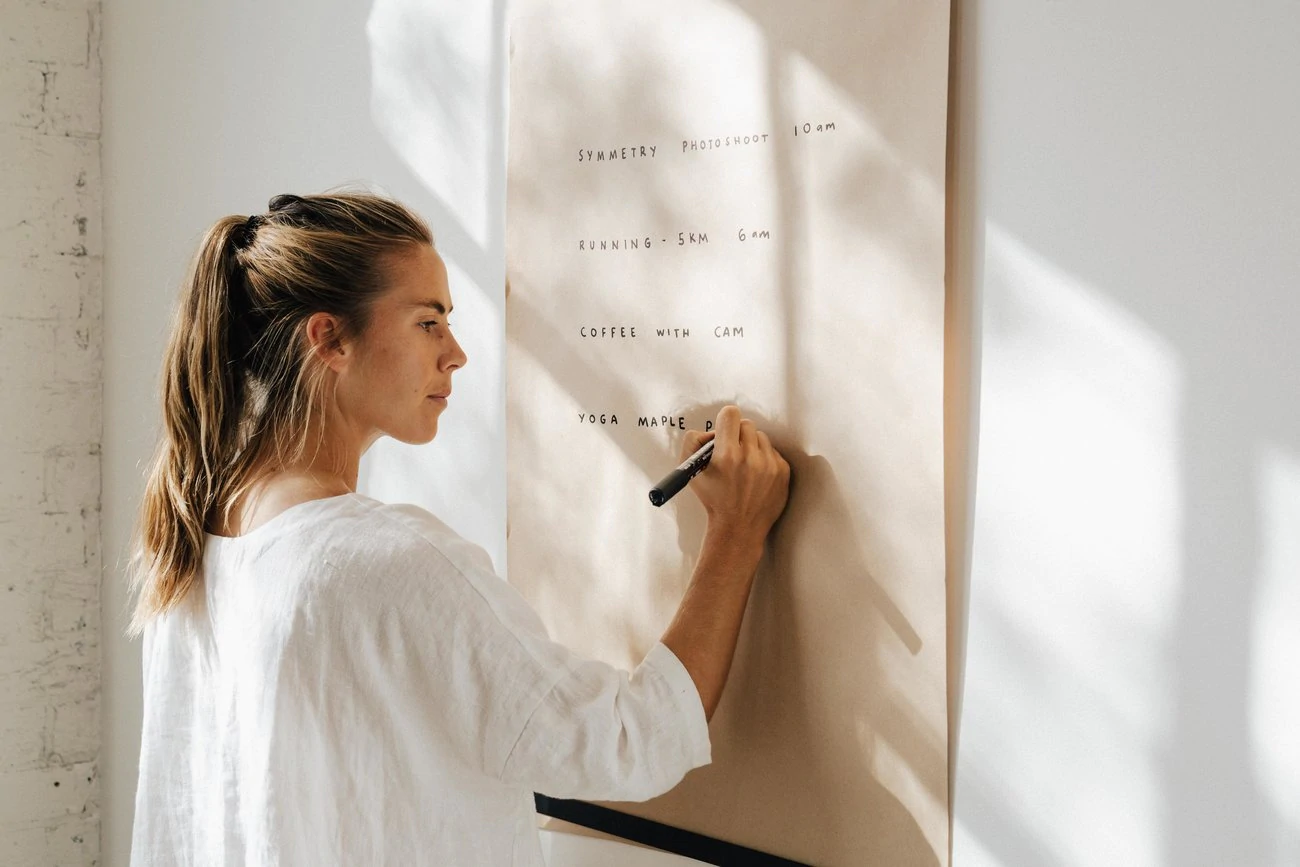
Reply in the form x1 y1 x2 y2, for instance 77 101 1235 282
363 503 572 666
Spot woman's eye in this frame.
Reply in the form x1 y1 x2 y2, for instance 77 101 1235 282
419 320 440 332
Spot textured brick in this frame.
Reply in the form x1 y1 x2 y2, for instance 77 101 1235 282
0 573 46 647
0 63 45 129
0 761 97 826
1 0 102 861
2 814 99 867
0 450 47 512
0 629 97 704
0 700 46 771
0 381 101 450
0 511 96 572
45 568 100 638
0 126 98 199
43 445 101 511
0 316 100 384
0 129 101 260
43 60 100 138
0 257 89 320
0 2 95 68
0 317 59 379
47 692 98 766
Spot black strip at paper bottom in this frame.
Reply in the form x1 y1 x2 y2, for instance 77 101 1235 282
534 794 812 866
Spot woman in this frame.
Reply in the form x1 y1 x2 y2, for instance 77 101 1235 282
126 189 790 865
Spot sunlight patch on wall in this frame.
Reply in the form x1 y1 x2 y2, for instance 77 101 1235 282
366 0 494 247
956 226 1183 866
1251 444 1300 865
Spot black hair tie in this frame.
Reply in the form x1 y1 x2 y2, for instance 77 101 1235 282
231 214 263 251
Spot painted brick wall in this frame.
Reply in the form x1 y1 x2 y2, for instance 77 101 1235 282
1 1 103 864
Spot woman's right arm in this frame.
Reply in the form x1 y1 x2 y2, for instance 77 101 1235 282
338 406 788 803
494 406 790 800
659 405 791 722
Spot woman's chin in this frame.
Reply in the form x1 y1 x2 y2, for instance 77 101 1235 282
391 423 439 446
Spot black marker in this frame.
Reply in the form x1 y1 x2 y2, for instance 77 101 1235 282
649 439 714 506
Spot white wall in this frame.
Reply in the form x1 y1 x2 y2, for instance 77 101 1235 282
951 2 1300 866
0 1 103 863
95 1 1300 866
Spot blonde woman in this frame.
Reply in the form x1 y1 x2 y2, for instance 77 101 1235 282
126 189 790 866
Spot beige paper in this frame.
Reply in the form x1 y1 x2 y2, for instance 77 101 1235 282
506 1 950 863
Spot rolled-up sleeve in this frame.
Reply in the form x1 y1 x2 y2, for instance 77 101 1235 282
499 640 712 801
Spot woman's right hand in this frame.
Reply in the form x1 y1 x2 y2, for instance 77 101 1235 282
680 405 791 541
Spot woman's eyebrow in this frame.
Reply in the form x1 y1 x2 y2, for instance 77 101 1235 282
407 299 453 315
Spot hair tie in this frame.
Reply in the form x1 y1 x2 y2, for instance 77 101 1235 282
232 214 263 251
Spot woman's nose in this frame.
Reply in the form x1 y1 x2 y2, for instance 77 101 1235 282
445 332 468 370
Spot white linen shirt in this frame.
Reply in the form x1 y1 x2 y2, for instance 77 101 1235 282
129 492 711 866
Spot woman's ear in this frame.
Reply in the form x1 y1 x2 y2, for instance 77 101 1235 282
303 311 352 373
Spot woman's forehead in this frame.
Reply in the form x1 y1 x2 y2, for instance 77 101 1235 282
385 246 452 311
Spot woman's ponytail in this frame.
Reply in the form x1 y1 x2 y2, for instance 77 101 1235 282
125 217 251 636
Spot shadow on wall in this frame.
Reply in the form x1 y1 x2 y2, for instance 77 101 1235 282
657 400 938 864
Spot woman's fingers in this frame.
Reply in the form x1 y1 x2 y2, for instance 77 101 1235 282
739 418 758 452
679 429 715 462
713 405 742 460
